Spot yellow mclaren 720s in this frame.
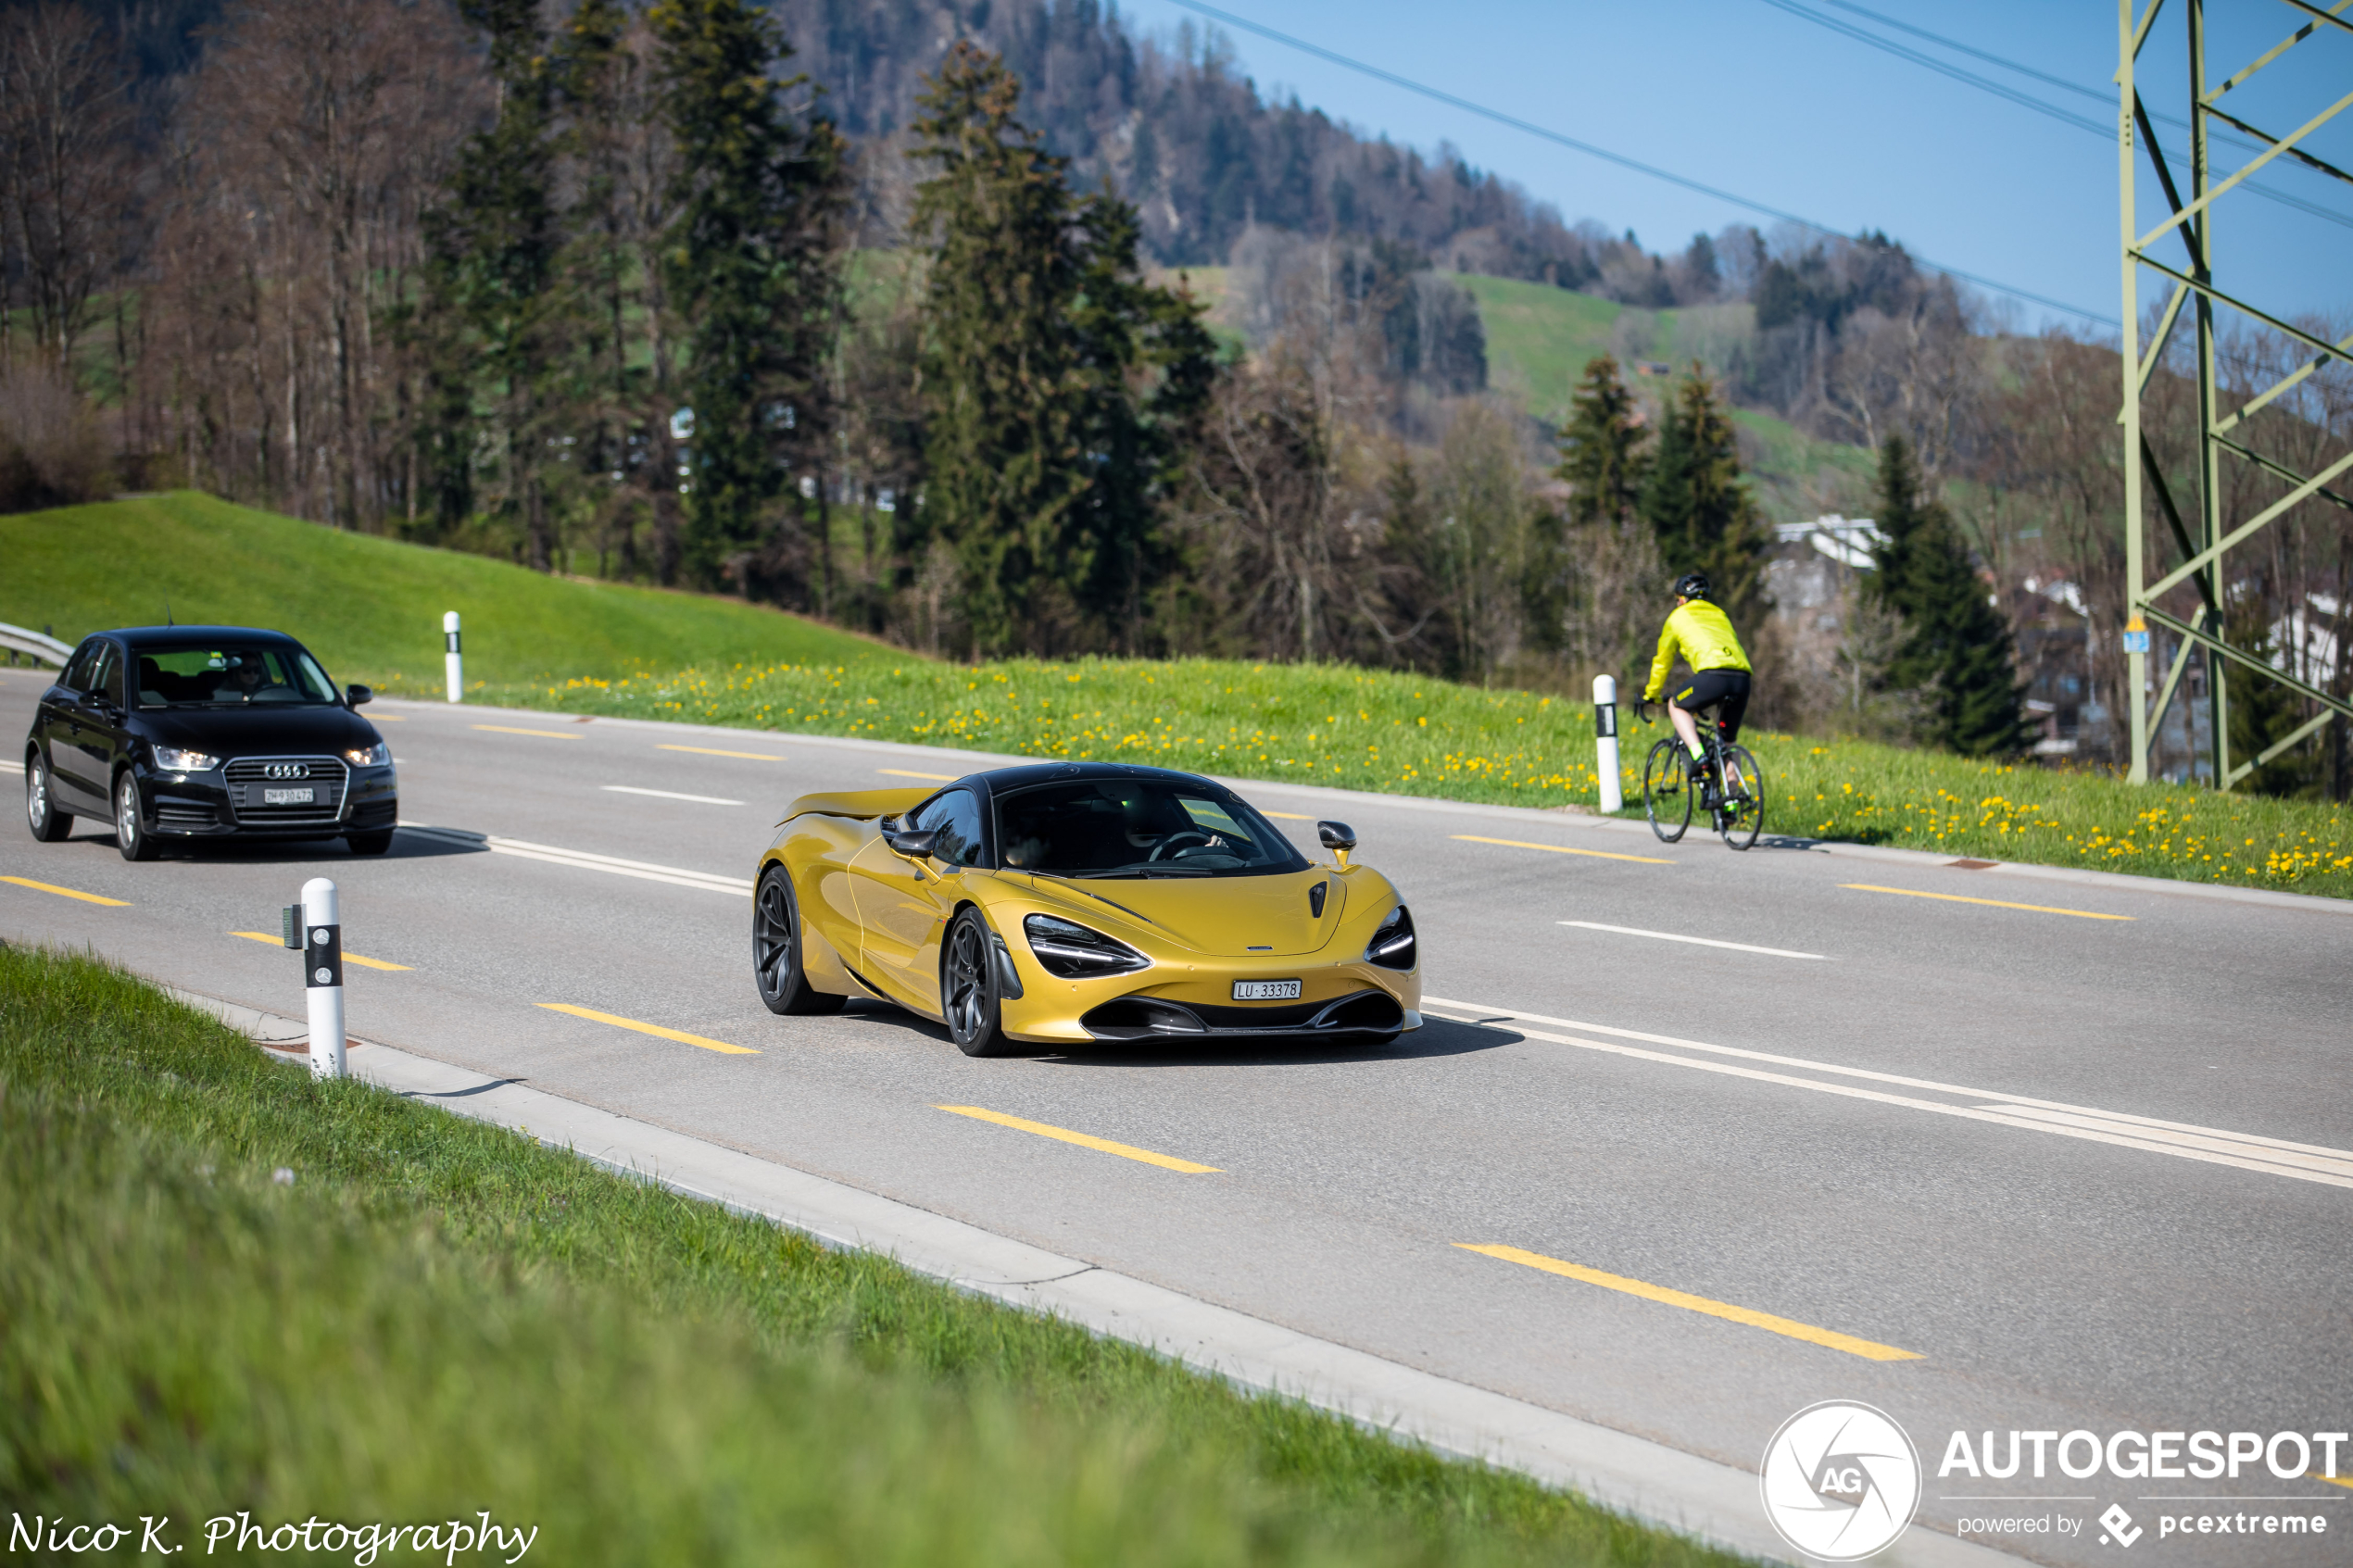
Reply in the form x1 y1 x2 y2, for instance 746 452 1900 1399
751 761 1421 1056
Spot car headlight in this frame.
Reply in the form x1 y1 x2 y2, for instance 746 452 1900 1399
152 746 219 772
1365 904 1416 971
1024 914 1151 979
344 743 392 767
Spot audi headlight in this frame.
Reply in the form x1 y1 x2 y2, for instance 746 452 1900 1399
1024 914 1151 979
1365 904 1416 971
344 743 392 767
152 746 219 772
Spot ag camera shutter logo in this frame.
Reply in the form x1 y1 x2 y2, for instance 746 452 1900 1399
1760 1400 1921 1561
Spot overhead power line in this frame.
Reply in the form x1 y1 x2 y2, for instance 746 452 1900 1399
1762 0 2353 231
1157 0 2119 326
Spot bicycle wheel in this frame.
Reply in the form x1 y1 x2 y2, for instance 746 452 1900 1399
1718 745 1765 851
1642 737 1692 844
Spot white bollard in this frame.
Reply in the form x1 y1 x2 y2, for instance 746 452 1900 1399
1593 674 1623 813
443 610 463 702
301 876 346 1080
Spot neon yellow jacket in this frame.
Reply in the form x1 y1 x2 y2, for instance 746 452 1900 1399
1644 601 1751 699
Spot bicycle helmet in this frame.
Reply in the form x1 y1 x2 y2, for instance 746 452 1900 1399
1673 571 1711 601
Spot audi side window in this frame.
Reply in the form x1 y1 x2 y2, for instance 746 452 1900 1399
60 641 100 693
915 788 985 867
97 645 126 708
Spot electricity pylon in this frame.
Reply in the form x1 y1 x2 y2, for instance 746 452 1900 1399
2118 0 2353 787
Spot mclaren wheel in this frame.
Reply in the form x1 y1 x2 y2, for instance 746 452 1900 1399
115 772 155 862
941 908 1013 1058
25 753 71 843
754 864 845 1016
1642 737 1692 844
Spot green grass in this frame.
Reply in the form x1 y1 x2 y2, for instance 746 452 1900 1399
474 655 2353 899
0 492 888 695
0 944 1747 1567
1451 275 1623 420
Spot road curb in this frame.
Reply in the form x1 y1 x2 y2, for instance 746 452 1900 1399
168 978 2024 1568
377 697 2350 920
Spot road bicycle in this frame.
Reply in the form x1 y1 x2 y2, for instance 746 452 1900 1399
1632 696 1766 850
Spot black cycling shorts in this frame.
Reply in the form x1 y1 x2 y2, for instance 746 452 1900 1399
1670 668 1751 742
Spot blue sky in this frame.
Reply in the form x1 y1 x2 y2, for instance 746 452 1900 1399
1114 0 2349 337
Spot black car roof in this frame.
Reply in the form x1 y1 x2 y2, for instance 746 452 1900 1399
957 760 1225 800
97 626 305 649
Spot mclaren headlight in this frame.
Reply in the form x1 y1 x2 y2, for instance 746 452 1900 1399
344 743 392 767
151 746 219 772
1024 914 1151 979
1365 904 1416 971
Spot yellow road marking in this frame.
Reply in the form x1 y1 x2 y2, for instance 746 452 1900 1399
1451 834 1672 865
371 714 407 721
0 875 130 907
1455 1244 1922 1362
231 931 410 971
658 743 786 760
1261 810 1313 820
472 724 582 739
936 1104 1220 1173
1841 884 2134 922
535 1002 758 1055
2309 1472 2353 1490
879 769 957 781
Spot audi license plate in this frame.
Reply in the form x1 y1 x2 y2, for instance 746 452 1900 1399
1232 979 1302 1001
263 786 314 806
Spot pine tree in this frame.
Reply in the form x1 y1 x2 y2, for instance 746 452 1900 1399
1868 433 2031 757
650 0 849 595
423 0 567 568
1639 368 1769 631
910 43 1210 655
1554 354 1645 529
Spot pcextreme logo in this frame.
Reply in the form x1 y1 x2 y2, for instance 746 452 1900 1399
1759 1400 1922 1562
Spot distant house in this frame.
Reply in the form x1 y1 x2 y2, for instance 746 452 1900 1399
1632 359 1673 377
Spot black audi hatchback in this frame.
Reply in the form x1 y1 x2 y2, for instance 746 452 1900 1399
22 626 397 860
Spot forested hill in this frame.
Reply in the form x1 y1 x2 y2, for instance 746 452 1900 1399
778 0 1595 282
54 0 1600 285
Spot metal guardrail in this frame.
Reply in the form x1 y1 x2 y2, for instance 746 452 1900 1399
0 620 73 667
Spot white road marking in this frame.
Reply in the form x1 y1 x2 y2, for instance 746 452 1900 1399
398 822 753 897
601 784 745 806
0 759 20 774
1558 920 1825 960
1420 996 2353 1191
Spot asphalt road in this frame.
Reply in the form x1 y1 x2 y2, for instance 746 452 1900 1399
6 669 2349 1567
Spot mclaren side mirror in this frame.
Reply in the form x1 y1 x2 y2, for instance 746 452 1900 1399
885 825 940 859
1316 820 1356 869
346 684 373 707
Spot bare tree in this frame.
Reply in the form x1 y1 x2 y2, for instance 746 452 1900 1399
0 2 135 377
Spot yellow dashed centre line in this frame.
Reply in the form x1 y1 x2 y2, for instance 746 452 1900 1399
535 1002 758 1055
936 1105 1221 1173
1455 1243 1922 1362
0 875 130 907
1841 884 2135 921
231 932 410 971
472 724 583 740
878 768 958 781
1260 810 1314 820
658 743 786 760
1451 834 1673 865
2308 1472 2353 1491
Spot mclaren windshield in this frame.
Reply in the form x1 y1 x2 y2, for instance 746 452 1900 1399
132 644 340 708
996 780 1310 878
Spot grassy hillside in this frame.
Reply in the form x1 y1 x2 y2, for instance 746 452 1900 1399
494 655 2352 900
3 944 1737 1568
0 492 887 693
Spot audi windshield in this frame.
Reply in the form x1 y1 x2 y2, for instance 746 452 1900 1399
132 645 340 708
996 780 1310 878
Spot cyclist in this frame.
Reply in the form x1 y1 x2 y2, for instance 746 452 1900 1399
1640 571 1752 808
